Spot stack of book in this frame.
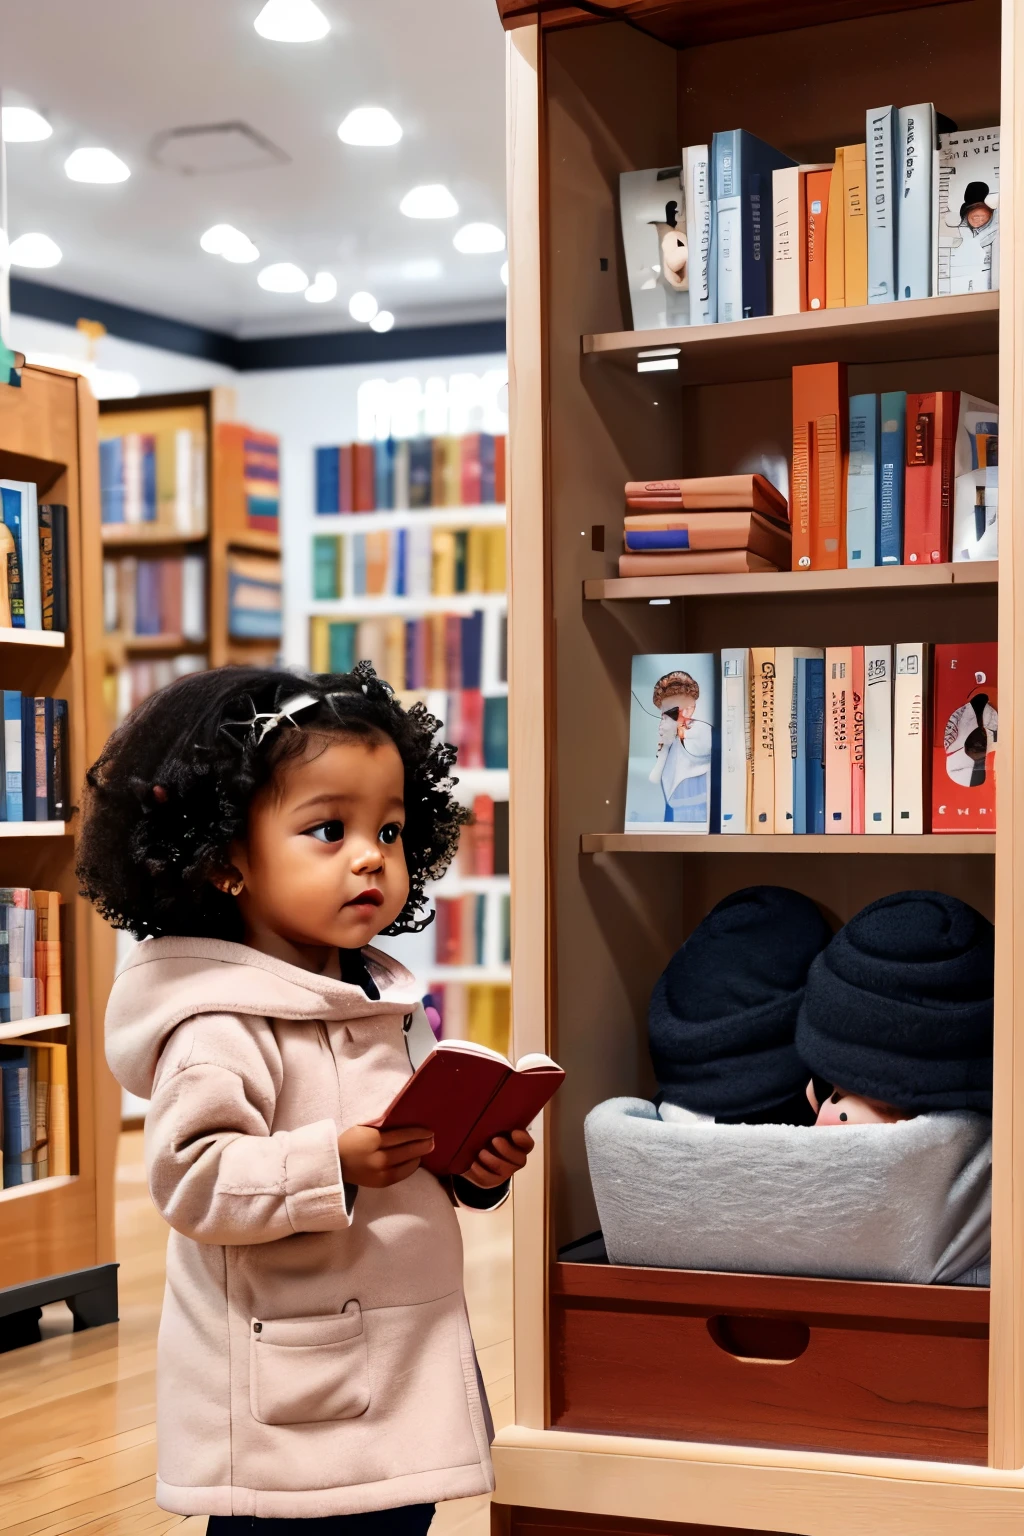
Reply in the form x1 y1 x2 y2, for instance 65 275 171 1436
315 433 507 513
0 886 68 1187
1 694 69 822
793 363 999 569
454 795 510 877
108 654 206 727
103 554 207 641
228 553 282 640
0 485 68 632
99 427 207 533
625 643 996 838
423 983 511 1057
619 474 791 576
0 889 63 1020
620 115 998 329
313 526 506 600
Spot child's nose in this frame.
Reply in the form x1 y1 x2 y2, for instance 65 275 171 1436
350 840 384 873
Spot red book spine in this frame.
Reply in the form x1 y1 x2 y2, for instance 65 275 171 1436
444 615 462 690
495 435 507 505
461 435 483 506
851 645 865 834
931 642 998 832
472 794 495 876
904 392 958 564
461 689 485 769
353 444 375 512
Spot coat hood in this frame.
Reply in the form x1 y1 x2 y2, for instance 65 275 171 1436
105 936 421 1100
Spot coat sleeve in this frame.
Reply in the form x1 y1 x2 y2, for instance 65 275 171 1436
145 1013 352 1245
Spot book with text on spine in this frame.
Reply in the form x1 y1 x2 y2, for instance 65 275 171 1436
864 644 893 834
850 646 866 834
825 647 853 833
805 168 831 311
772 163 831 316
866 106 899 304
792 362 848 571
713 130 796 322
720 648 751 834
774 646 823 833
683 145 716 326
894 642 928 833
904 391 958 565
826 147 846 309
879 391 907 565
931 642 997 832
846 394 880 568
751 647 775 833
842 142 868 308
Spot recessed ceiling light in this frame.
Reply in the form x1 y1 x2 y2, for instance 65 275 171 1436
369 310 395 333
400 184 459 220
253 0 329 42
338 107 402 147
453 222 506 254
200 224 260 263
500 260 509 287
305 271 338 303
258 261 309 293
9 233 62 269
348 291 379 323
1 107 52 143
401 258 443 282
65 147 130 183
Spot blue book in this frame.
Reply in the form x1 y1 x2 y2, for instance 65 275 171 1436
624 530 692 551
134 562 162 636
713 130 796 322
315 447 339 515
141 437 157 522
20 696 36 822
404 619 418 690
408 440 433 508
793 657 810 834
805 658 825 834
461 610 484 689
846 394 880 567
3 692 22 822
374 440 395 511
99 438 125 523
328 622 357 675
483 696 508 770
394 529 407 597
866 106 899 303
34 698 48 821
878 390 907 564
0 485 27 628
1 1049 32 1185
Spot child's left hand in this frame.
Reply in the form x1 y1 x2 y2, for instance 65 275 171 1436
462 1128 534 1189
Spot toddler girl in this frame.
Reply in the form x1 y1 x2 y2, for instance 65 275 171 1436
77 663 532 1535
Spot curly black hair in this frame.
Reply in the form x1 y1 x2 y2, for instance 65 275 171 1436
76 662 468 942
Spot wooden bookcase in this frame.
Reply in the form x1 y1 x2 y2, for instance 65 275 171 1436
0 365 119 1317
496 0 1024 1531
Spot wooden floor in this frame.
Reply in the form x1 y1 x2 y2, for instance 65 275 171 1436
0 1131 513 1535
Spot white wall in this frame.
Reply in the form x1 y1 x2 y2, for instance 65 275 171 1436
8 313 236 396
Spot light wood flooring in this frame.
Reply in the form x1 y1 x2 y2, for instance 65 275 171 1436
0 1131 513 1535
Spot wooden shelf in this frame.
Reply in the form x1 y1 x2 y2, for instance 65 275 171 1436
0 627 65 649
0 821 71 839
105 633 206 656
309 593 507 617
427 965 512 984
582 833 996 855
583 293 999 386
101 525 207 547
0 1013 71 1043
313 505 506 534
0 1174 77 1204
585 561 998 603
223 529 281 556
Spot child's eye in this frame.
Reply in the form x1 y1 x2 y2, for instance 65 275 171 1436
308 820 345 844
379 823 403 846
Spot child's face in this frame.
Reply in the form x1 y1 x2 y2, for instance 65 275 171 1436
230 734 410 965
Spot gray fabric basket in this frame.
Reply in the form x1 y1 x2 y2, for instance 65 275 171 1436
584 1097 991 1285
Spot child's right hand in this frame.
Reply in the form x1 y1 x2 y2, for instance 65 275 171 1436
338 1124 434 1188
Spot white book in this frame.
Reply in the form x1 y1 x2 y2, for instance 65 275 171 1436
897 103 936 300
716 197 742 323
116 666 132 722
182 555 206 642
893 642 927 833
123 433 142 524
174 430 193 533
772 164 830 317
864 644 893 834
773 647 822 831
393 441 411 509
17 482 41 632
866 106 898 303
191 433 208 535
407 525 434 598
683 144 715 326
719 647 750 833
103 559 118 633
936 126 999 296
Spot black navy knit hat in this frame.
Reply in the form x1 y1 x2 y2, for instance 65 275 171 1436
648 886 833 1123
796 890 994 1114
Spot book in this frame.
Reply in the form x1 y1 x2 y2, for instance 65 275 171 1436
617 550 778 577
719 648 751 833
937 127 998 295
623 512 790 567
0 484 27 627
897 104 941 300
353 443 375 512
842 143 868 307
805 655 826 833
791 362 848 571
825 147 846 308
625 653 716 833
683 144 715 325
846 393 880 567
866 106 899 303
34 697 48 821
39 503 68 633
850 646 866 834
99 438 125 523
772 163 830 316
1 1048 33 1186
773 646 822 832
750 647 775 833
864 645 893 834
805 167 831 311
374 439 395 511
339 445 354 513
624 473 787 519
878 391 907 564
483 696 508 770
3 692 22 821
19 482 41 631
825 646 853 832
931 642 997 832
315 447 340 514
904 390 957 565
619 165 690 329
893 642 928 832
952 394 999 563
372 1039 564 1178
714 130 796 321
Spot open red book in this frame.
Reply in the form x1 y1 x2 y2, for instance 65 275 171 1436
372 1040 565 1178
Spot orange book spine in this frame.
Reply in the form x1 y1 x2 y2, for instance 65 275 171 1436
851 646 866 834
825 646 853 833
792 362 848 572
805 170 831 312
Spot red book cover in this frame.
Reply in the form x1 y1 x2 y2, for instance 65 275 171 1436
851 646 865 834
931 643 997 832
495 435 507 505
904 391 958 565
163 558 183 636
371 1040 564 1177
461 434 483 506
435 897 462 965
353 444 375 512
460 688 485 769
805 168 831 312
472 794 495 876
444 615 462 690
446 690 464 762
339 446 354 513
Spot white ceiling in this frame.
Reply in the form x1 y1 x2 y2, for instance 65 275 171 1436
1 0 508 337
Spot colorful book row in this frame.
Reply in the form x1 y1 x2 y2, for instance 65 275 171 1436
434 892 512 969
315 434 507 514
99 428 207 532
218 424 280 534
1 694 69 824
423 983 511 1058
0 889 63 1022
228 552 282 641
455 796 510 879
626 643 996 836
1 1038 70 1186
107 654 206 727
0 486 68 632
313 526 506 601
620 116 997 330
103 555 206 642
310 611 502 692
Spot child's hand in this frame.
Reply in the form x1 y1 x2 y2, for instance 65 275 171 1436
462 1128 534 1189
338 1124 434 1188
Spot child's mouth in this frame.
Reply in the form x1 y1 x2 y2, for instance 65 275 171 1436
347 889 384 908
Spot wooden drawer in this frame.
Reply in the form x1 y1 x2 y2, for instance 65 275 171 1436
550 1262 989 1463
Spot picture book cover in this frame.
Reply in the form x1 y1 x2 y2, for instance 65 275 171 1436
952 394 998 562
931 642 997 832
937 127 999 295
625 653 717 833
619 166 690 330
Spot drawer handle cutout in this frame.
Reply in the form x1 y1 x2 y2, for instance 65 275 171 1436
707 1315 810 1364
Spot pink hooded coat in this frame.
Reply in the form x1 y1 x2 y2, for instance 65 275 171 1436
105 937 496 1520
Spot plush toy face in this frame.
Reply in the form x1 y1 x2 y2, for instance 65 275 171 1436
806 1079 912 1126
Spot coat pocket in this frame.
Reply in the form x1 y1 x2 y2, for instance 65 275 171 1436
249 1299 370 1425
